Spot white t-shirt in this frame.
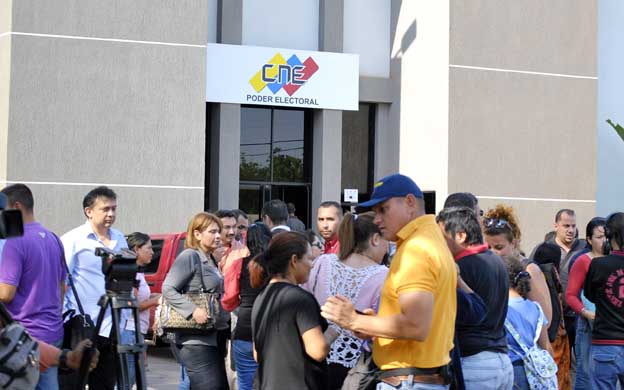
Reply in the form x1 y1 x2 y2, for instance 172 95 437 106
125 273 151 334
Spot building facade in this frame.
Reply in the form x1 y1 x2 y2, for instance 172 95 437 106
1 0 619 249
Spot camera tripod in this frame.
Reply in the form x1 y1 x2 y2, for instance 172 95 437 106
77 290 147 390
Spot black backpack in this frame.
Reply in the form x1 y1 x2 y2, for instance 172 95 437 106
523 259 563 342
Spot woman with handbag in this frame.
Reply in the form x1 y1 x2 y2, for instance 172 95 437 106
250 231 336 390
503 254 556 390
162 212 229 390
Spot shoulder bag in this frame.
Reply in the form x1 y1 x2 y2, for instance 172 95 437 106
0 302 40 389
156 252 222 334
55 234 95 349
505 305 558 390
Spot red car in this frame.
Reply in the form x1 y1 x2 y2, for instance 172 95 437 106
143 232 186 341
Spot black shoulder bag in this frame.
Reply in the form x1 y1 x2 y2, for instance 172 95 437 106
0 302 40 389
54 234 95 349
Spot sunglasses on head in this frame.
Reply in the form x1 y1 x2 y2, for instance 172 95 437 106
483 218 510 229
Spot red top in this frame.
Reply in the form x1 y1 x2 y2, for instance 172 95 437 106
565 253 592 314
455 244 489 261
324 237 340 255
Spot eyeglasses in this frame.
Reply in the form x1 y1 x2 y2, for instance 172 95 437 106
479 209 484 217
483 218 510 229
312 242 323 250
238 225 248 231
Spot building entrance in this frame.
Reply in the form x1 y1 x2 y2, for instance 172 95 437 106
239 106 312 226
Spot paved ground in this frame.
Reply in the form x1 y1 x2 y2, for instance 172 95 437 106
144 344 237 390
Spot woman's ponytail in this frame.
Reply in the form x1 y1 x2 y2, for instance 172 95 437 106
249 252 268 289
338 212 356 260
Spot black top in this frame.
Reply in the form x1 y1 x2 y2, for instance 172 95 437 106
251 282 327 390
233 257 261 341
584 252 624 344
456 248 509 357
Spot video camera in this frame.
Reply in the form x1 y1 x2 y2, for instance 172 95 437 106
0 193 24 238
94 247 139 294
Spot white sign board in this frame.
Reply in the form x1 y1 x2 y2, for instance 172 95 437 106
344 189 359 203
206 43 359 110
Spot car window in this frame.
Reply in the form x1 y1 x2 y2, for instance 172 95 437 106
143 239 164 275
176 238 186 257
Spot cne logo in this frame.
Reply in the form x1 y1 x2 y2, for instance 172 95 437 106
250 53 319 96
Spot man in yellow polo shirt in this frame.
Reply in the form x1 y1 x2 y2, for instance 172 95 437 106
321 173 457 389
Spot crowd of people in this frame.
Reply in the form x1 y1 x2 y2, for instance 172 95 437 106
0 174 623 390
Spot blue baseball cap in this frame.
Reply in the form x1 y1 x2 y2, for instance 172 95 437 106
358 173 423 208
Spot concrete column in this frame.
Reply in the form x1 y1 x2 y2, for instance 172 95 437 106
208 103 241 211
374 103 398 180
319 0 343 52
312 109 342 221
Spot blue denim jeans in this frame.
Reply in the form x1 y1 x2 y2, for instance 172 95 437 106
36 338 63 390
119 328 145 386
462 351 514 390
178 366 190 390
574 317 592 390
376 376 449 390
232 339 257 390
511 362 530 390
590 344 624 390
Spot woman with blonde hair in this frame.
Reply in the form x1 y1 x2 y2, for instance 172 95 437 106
303 212 389 389
162 212 229 389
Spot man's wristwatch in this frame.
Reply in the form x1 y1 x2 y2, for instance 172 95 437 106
58 349 71 370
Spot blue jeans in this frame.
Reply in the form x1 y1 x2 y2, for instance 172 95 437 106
232 340 257 390
574 317 592 390
462 351 513 390
36 338 63 390
590 344 624 390
376 376 448 390
511 362 530 390
178 366 190 390
119 328 145 386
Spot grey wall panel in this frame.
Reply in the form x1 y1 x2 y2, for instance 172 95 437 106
450 0 597 76
448 67 597 200
12 0 208 45
478 198 595 256
0 36 10 182
7 35 206 187
27 183 204 237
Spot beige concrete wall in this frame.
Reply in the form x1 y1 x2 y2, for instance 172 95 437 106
5 2 208 235
449 0 598 249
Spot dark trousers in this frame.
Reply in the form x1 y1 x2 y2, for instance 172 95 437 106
565 315 577 354
175 344 228 390
327 362 350 390
59 336 117 390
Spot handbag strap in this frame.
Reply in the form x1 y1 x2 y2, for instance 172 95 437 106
193 250 208 292
52 233 87 317
504 302 544 355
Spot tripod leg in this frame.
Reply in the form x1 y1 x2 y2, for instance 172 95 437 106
133 305 147 390
111 302 131 390
77 295 109 390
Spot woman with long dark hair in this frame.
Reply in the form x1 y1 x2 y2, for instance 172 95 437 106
162 212 229 390
250 232 332 390
565 217 606 389
502 254 554 390
303 212 388 389
222 223 272 390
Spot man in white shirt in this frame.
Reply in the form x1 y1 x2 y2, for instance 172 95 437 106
61 186 128 390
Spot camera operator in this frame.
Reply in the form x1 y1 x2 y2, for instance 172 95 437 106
61 186 128 390
0 184 67 390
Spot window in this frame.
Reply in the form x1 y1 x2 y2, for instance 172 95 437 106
341 103 375 201
142 239 164 275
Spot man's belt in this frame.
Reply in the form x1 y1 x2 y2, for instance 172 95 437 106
379 365 451 386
